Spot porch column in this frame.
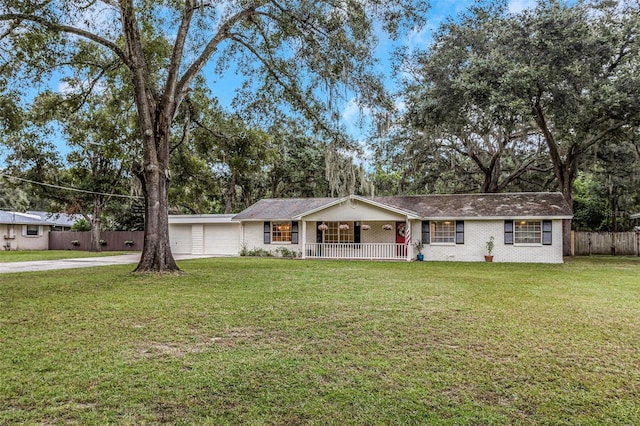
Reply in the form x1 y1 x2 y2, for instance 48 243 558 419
301 220 307 259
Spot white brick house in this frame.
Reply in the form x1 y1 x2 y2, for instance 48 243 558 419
169 192 572 263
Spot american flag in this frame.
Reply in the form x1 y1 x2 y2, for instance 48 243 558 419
405 222 411 245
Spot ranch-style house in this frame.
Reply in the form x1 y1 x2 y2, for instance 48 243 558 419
168 192 572 263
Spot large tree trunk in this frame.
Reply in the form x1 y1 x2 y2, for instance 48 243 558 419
89 198 103 252
134 157 179 272
224 171 237 214
133 113 180 272
89 218 102 252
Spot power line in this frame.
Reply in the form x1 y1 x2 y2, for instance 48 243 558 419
0 173 143 199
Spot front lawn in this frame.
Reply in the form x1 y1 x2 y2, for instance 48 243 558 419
0 250 132 262
1 257 639 424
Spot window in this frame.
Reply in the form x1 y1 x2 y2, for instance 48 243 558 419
271 222 292 242
514 220 541 244
26 225 39 236
324 222 354 243
431 221 455 243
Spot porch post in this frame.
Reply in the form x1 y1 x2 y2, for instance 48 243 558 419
301 220 307 259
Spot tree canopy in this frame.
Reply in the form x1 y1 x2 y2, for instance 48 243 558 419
375 0 640 240
1 0 428 271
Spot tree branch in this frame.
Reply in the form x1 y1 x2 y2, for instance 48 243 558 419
0 13 131 68
174 6 257 107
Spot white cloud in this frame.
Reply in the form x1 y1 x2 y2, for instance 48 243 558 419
342 98 362 126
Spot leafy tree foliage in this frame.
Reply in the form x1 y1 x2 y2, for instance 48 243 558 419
3 80 135 251
380 0 640 243
1 0 427 272
0 178 30 211
395 2 549 194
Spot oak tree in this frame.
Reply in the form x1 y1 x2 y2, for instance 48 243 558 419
1 0 428 272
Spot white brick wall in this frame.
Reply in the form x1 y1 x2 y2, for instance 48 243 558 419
418 220 564 263
242 219 564 263
242 222 303 254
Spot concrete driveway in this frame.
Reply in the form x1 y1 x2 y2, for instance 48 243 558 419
0 254 214 274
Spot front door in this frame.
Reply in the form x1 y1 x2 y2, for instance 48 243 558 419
396 221 406 256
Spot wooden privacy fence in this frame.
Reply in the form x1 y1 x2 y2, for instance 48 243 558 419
573 231 640 256
49 231 144 251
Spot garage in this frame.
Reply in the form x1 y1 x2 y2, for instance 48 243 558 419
204 223 241 255
168 224 192 254
169 214 240 256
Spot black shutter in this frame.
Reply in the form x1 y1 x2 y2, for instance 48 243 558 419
291 221 299 244
354 222 361 244
455 221 464 244
504 221 513 245
264 221 271 244
542 220 552 245
316 222 323 243
421 221 430 244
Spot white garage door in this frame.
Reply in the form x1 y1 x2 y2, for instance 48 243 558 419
204 223 241 255
169 224 193 254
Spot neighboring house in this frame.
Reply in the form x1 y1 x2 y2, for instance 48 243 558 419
27 211 84 231
0 211 53 251
169 192 572 263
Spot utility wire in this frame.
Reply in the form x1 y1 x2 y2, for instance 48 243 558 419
0 173 143 199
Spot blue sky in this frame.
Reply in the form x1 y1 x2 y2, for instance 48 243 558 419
8 0 538 161
203 0 537 142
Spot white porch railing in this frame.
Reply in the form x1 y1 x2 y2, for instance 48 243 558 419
304 243 408 260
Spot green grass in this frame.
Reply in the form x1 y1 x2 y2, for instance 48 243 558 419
1 257 639 424
0 250 132 262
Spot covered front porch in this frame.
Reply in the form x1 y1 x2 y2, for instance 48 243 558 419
301 220 414 260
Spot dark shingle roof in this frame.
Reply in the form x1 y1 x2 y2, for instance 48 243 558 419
233 198 338 220
232 193 572 220
373 193 572 218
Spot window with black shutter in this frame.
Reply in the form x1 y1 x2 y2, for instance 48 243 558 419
264 221 271 244
504 221 513 245
421 221 430 244
455 221 464 244
542 220 552 245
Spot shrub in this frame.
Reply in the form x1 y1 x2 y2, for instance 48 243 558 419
245 248 273 257
70 218 91 232
275 247 299 258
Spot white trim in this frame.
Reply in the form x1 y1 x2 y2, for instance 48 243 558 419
292 195 421 220
169 214 238 225
423 215 573 221
23 224 41 237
